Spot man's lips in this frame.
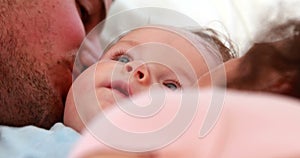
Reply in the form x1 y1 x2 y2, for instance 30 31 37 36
109 80 131 97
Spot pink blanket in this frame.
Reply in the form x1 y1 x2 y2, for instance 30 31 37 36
70 89 300 158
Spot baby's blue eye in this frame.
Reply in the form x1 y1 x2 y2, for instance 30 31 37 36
163 83 178 90
117 56 130 63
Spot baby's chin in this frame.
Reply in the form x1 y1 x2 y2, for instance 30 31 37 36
63 95 128 132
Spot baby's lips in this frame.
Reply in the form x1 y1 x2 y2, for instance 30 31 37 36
110 80 132 97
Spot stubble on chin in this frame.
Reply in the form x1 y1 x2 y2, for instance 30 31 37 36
0 1 78 128
0 47 65 128
0 19 65 129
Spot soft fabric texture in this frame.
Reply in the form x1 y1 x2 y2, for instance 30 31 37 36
0 123 80 158
70 89 300 158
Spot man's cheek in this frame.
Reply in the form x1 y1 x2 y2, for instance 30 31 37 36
50 1 86 50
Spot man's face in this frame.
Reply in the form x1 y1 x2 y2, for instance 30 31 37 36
0 0 107 128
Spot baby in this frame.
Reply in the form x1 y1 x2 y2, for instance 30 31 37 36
69 20 300 158
63 25 236 132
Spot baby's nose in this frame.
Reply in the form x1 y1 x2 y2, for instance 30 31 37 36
125 62 151 85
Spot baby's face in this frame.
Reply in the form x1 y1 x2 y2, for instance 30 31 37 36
64 27 212 132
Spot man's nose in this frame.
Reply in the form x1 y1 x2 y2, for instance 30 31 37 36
125 62 151 85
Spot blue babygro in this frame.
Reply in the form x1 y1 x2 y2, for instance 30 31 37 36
0 123 80 158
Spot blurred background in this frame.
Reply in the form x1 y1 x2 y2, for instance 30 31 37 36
105 0 300 55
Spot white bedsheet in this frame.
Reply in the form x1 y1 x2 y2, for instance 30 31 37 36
105 0 300 55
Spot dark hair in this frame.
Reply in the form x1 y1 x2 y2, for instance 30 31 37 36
227 20 300 99
192 28 238 62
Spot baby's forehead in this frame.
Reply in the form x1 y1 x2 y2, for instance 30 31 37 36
120 26 221 60
102 26 224 79
120 26 192 44
116 26 204 60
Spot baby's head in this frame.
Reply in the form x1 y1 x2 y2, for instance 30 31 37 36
64 25 235 132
